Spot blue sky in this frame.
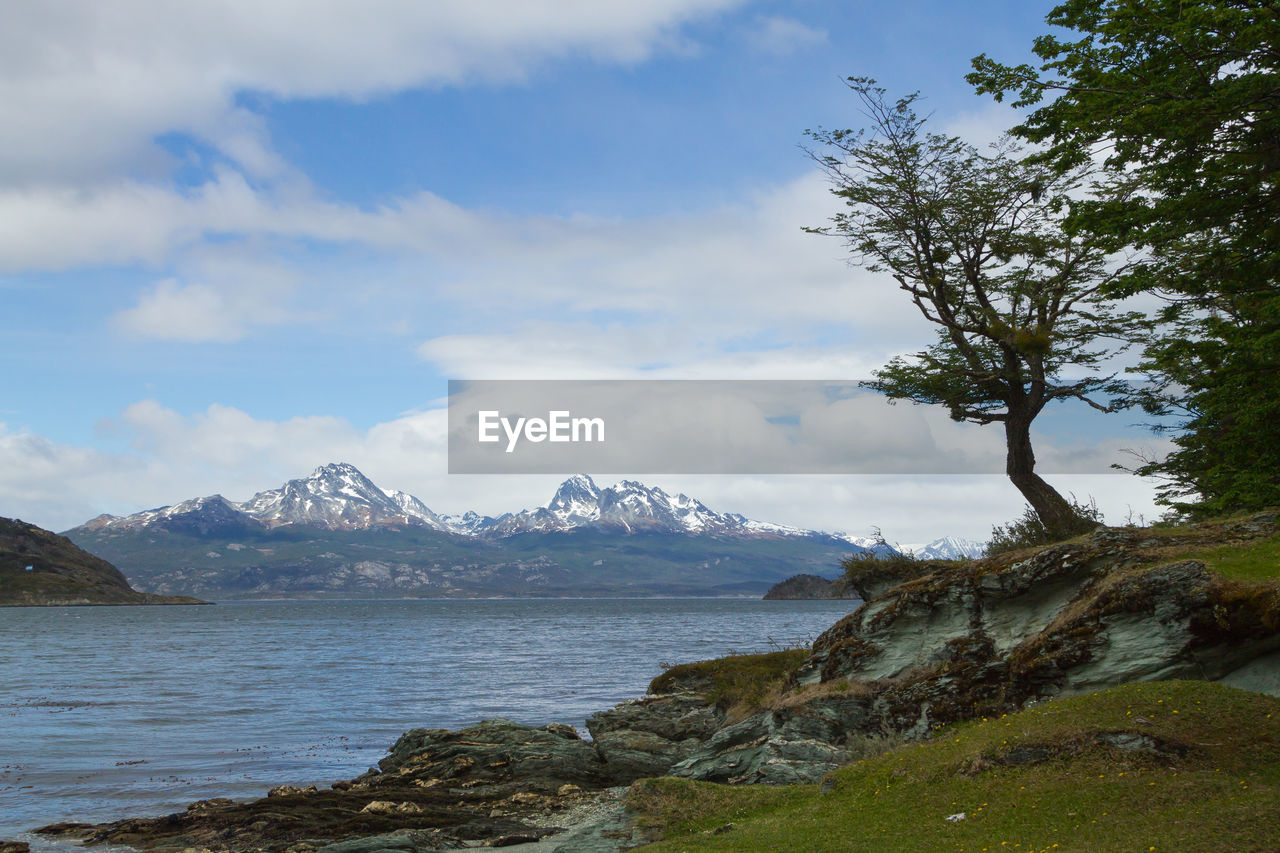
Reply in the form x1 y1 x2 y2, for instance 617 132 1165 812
0 1 1166 540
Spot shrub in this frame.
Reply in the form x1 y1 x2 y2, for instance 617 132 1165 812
986 496 1103 556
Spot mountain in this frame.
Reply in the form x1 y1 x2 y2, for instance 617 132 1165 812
239 462 447 530
0 517 205 606
61 464 950 600
484 476 770 538
75 465 871 546
899 536 986 561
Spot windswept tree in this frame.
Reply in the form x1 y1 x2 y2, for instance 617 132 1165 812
968 0 1280 517
806 80 1143 539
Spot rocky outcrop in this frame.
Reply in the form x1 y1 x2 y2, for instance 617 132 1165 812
38 716 682 853
0 516 205 606
800 514 1280 715
375 718 609 791
762 573 857 599
669 694 872 784
656 512 1280 785
586 693 724 779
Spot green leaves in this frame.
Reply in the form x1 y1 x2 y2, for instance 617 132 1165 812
969 0 1280 518
805 80 1138 425
806 80 1148 535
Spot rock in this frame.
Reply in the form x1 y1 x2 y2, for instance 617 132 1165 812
0 842 31 853
586 694 724 781
793 513 1280 735
269 785 317 798
669 695 871 785
359 801 422 815
314 829 463 853
545 798 657 853
377 718 609 791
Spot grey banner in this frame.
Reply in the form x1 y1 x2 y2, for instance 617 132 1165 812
447 379 1154 474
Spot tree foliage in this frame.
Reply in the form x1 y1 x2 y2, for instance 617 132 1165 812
806 79 1142 538
969 0 1280 517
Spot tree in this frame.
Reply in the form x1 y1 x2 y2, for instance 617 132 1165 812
968 0 1280 517
806 79 1143 539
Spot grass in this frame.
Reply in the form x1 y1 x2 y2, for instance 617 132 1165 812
1159 534 1280 583
649 649 809 718
627 680 1280 852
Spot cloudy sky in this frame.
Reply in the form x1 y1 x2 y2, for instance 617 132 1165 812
2 1 1167 543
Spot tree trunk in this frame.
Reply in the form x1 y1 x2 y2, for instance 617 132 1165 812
1005 410 1084 540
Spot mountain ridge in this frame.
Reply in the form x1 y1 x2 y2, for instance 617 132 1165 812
69 463 908 548
60 464 976 600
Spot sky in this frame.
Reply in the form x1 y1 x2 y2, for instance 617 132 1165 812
1 1 1169 544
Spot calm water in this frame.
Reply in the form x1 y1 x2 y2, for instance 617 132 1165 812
0 598 856 843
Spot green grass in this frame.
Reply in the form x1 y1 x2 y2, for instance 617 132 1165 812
628 680 1280 852
649 649 809 714
1163 534 1280 582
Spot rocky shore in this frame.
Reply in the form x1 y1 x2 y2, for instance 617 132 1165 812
33 512 1280 852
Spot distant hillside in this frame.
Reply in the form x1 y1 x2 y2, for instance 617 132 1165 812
0 517 205 606
763 573 857 600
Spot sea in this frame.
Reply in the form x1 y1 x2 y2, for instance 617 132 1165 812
0 598 857 846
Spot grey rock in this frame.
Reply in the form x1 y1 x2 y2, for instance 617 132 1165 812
670 696 872 785
377 718 610 791
314 829 462 853
586 694 724 781
548 800 656 853
793 513 1280 739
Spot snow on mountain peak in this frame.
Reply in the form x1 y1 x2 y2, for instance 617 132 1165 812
899 536 986 560
70 463 980 555
546 474 602 520
239 462 421 530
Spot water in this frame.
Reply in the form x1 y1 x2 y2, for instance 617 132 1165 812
0 598 856 842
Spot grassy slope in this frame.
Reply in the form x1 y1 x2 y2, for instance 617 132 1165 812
628 522 1280 851
0 516 204 606
631 680 1280 852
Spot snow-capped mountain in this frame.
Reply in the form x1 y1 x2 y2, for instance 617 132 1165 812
899 536 986 560
73 463 969 552
239 463 414 529
486 476 755 537
435 510 498 536
79 494 262 536
82 463 448 535
64 463 987 600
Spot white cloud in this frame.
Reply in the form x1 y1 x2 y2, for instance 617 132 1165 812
114 279 255 342
0 397 1165 543
0 165 936 366
940 100 1025 150
742 16 828 57
0 0 744 185
113 249 306 341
